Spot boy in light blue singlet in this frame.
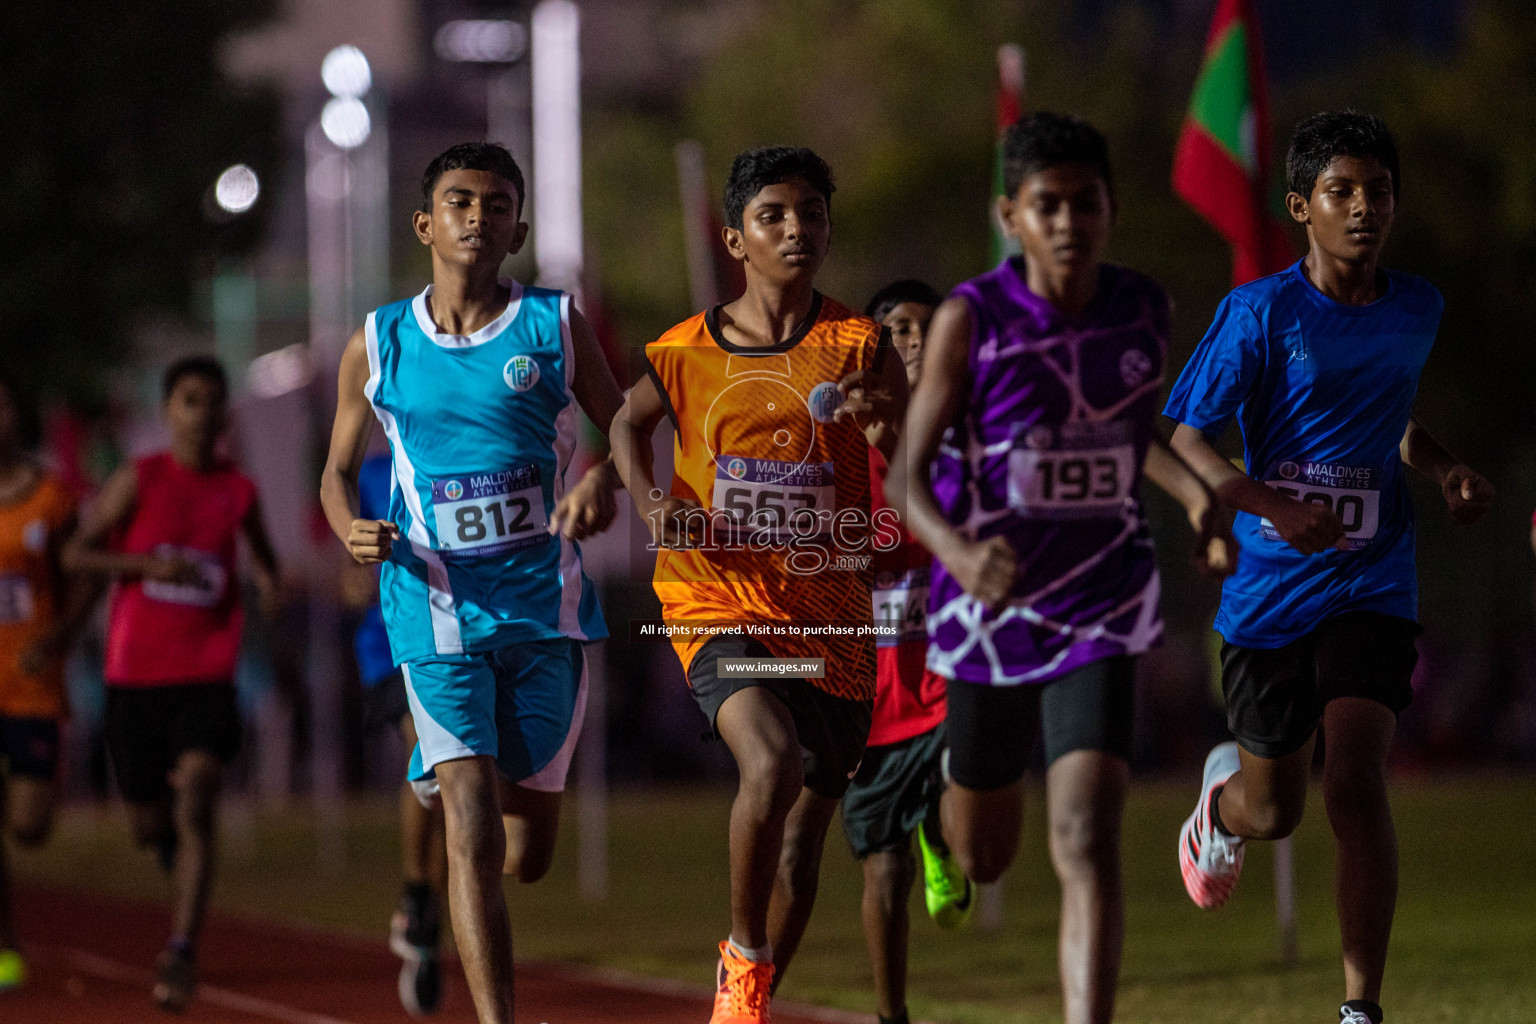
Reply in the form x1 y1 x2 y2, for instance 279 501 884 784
320 143 625 1024
1165 112 1494 1024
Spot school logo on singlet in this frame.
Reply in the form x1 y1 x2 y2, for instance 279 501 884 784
807 381 841 424
503 355 540 393
1119 349 1153 388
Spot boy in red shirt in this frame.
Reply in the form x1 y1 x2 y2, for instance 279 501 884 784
67 356 279 1011
842 281 966 1024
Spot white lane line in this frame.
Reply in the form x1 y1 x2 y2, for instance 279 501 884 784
63 949 359 1024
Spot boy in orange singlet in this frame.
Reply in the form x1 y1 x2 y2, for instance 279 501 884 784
0 373 95 991
610 147 908 1024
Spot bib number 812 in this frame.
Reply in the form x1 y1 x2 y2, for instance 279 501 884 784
455 497 534 543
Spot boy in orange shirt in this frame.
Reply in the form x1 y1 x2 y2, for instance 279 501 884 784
0 373 95 990
611 147 907 1023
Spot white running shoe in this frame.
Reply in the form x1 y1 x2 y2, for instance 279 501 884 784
1339 1008 1375 1024
1178 741 1245 909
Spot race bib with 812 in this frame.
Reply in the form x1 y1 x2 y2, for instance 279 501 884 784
1260 460 1379 551
712 457 835 538
431 466 549 559
1007 421 1137 519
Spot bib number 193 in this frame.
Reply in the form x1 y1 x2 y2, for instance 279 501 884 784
1007 445 1135 518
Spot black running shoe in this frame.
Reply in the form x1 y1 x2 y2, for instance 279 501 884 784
153 947 196 1012
389 885 442 1016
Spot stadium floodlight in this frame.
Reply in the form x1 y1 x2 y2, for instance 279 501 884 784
320 97 372 150
435 19 528 63
213 164 260 214
321 44 372 98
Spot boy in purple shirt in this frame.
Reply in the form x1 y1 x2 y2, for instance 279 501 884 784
888 112 1232 1024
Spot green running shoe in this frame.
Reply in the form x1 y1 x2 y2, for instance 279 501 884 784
0 948 28 992
918 820 973 929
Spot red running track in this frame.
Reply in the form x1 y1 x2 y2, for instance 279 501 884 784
8 884 879 1024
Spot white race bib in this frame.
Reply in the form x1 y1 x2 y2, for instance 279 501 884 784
712 457 836 539
0 573 34 624
873 565 928 647
1007 422 1136 519
1260 461 1380 550
143 545 228 607
431 466 549 559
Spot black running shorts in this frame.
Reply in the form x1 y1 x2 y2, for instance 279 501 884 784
688 635 872 799
0 715 61 781
1221 610 1419 759
945 655 1136 791
105 683 242 804
841 722 946 860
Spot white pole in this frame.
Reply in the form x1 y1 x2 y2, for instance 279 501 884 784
531 0 583 299
532 0 606 901
576 644 608 903
674 140 719 312
1274 834 1298 964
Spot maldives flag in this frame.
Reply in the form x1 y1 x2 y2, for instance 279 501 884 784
990 43 1026 265
1172 0 1293 285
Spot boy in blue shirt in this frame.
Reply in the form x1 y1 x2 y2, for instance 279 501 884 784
320 143 624 1024
1164 112 1493 1024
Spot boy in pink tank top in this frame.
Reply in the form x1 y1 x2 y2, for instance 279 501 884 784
66 356 279 1011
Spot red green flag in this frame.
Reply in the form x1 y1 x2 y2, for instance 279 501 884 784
1172 0 1293 285
990 44 1026 265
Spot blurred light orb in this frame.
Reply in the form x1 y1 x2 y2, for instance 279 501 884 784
213 164 260 214
321 97 372 149
435 20 528 63
321 45 372 98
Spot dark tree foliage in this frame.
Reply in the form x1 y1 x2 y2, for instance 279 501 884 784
0 1 281 405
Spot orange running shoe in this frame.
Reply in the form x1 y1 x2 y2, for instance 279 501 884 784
709 939 773 1023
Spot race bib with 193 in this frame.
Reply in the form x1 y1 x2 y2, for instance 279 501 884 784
1007 421 1137 519
712 457 835 539
431 466 549 559
1260 460 1380 551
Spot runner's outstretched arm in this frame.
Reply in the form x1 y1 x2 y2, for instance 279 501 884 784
319 328 398 566
1399 416 1493 523
20 510 103 674
609 374 702 549
1142 438 1236 578
62 464 200 584
1170 422 1348 556
548 304 625 541
886 296 1016 611
241 498 282 620
833 329 910 461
